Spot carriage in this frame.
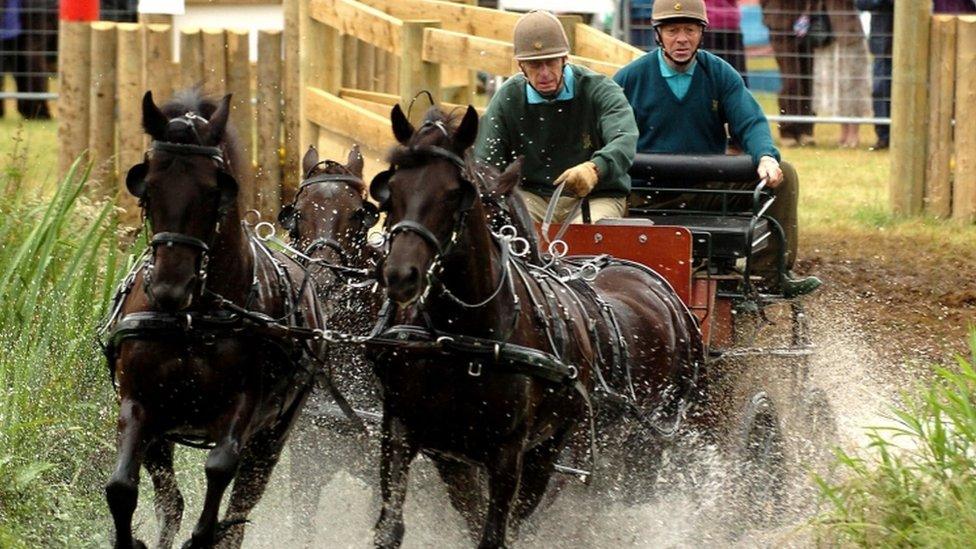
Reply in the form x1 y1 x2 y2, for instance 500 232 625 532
552 152 831 519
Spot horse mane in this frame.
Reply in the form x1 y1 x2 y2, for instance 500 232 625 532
160 87 244 178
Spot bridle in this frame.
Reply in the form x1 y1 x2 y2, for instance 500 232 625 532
279 160 374 266
125 113 239 308
371 140 512 310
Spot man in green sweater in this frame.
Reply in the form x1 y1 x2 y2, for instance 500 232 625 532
474 10 638 224
613 0 820 297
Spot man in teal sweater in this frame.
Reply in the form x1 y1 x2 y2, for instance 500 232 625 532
474 10 638 224
614 0 820 297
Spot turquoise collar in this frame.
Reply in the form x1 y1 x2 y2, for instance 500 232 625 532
658 48 697 78
526 65 575 104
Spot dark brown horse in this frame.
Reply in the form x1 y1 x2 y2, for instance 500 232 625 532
367 105 704 548
278 145 383 541
102 89 324 549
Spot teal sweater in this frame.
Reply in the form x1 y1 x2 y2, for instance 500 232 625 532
613 49 780 164
474 64 638 198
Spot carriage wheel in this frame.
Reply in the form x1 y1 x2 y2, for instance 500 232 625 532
733 390 786 527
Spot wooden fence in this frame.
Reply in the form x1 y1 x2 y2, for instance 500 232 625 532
58 21 298 225
891 5 976 224
296 0 642 182
59 0 641 222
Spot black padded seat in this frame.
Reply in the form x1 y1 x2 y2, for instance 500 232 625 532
605 214 771 260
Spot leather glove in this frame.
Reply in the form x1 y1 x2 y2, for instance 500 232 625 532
553 161 600 197
757 156 784 188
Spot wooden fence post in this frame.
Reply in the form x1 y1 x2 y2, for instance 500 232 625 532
58 21 92 178
257 30 283 219
889 0 931 216
953 16 976 224
400 20 442 126
117 23 144 224
361 42 377 91
89 22 117 191
342 36 360 88
299 0 342 158
376 50 389 94
201 28 227 96
925 15 957 219
283 0 302 192
180 28 204 89
226 29 255 211
144 24 175 103
557 14 583 53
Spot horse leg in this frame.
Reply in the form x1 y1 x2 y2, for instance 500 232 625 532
106 399 149 549
218 393 308 549
479 441 527 549
432 457 485 541
374 413 417 549
512 426 572 529
182 396 254 549
144 440 184 549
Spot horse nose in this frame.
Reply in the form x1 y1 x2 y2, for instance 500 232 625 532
150 281 194 311
384 264 421 304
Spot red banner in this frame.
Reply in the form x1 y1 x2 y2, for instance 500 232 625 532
60 0 100 22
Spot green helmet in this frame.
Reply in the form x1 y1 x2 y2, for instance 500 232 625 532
652 0 709 28
513 10 570 61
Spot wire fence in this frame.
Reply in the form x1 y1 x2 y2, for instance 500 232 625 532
0 1 137 118
624 1 895 140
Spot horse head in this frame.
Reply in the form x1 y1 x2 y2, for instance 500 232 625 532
278 144 377 269
126 90 240 311
372 104 522 306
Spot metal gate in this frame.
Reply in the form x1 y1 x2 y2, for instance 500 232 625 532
0 0 137 119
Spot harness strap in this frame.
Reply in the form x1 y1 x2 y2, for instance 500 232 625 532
367 323 598 481
389 220 444 255
151 232 210 252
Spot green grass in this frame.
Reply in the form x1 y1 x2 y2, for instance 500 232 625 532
0 134 132 546
816 330 976 546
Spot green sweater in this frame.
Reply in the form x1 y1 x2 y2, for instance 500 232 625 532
613 49 780 164
474 64 638 198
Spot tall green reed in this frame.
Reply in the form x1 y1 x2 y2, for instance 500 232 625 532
0 145 133 546
816 330 976 546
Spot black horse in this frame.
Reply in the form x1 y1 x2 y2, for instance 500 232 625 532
102 89 324 549
368 104 704 548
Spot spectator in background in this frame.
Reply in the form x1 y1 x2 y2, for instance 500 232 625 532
856 0 892 150
760 0 816 147
813 0 872 148
933 0 976 13
703 0 749 86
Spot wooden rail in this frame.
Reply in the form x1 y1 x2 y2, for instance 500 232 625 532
56 21 289 223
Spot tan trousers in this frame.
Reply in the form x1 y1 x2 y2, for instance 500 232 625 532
520 191 627 224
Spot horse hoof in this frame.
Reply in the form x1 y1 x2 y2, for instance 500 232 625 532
373 521 405 549
133 541 148 549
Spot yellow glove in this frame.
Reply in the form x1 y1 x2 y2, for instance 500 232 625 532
553 161 600 197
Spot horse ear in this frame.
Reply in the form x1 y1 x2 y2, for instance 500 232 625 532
346 144 364 178
208 94 233 143
142 91 168 141
391 104 414 145
453 105 479 152
302 146 319 178
494 156 524 198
